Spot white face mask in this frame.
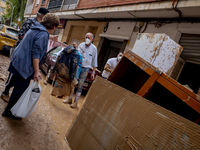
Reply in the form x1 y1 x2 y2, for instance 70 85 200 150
117 56 122 61
85 38 91 45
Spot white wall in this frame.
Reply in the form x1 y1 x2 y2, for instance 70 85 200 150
99 21 200 53
104 22 136 37
127 22 200 51
100 22 136 41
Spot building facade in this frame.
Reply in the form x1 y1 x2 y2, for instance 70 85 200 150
24 0 200 94
24 0 49 16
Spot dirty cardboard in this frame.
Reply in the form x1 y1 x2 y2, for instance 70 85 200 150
66 76 200 150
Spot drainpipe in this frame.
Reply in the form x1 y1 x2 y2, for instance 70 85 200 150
172 0 182 17
74 0 85 19
74 10 85 19
60 0 65 11
47 0 50 10
76 0 80 8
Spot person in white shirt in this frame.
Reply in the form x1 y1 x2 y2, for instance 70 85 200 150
64 32 98 108
102 52 124 79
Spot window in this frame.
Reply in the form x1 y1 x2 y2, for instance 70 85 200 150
48 0 62 9
35 0 40 6
62 0 79 10
41 0 45 5
63 0 78 5
0 24 3 30
49 47 62 57
6 28 19 37
0 7 5 12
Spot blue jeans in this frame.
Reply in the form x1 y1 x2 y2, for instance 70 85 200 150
77 67 90 93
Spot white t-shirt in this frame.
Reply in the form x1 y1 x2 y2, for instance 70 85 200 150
78 42 98 68
102 57 118 78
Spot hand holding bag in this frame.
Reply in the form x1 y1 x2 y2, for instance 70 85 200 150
11 81 42 118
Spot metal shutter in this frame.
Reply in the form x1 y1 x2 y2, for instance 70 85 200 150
180 34 200 64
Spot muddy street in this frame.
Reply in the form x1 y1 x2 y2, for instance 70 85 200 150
0 52 85 150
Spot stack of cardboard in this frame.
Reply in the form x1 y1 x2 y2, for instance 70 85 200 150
65 34 200 149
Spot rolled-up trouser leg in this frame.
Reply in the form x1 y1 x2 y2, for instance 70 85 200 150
76 67 89 101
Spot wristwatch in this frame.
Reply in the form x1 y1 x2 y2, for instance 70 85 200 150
92 71 95 74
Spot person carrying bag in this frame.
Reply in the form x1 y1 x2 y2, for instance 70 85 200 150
2 14 60 120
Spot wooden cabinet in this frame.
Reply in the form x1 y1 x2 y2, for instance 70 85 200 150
108 50 200 123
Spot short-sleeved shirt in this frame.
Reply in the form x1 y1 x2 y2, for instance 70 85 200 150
78 42 98 68
102 57 118 78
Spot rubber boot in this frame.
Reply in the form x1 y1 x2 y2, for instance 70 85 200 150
70 92 81 108
63 87 74 104
63 97 73 104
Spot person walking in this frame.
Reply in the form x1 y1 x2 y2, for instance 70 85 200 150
51 46 80 98
102 52 124 79
64 33 98 108
63 42 82 105
1 7 57 102
2 13 60 120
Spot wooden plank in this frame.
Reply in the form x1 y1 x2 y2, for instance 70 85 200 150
157 76 200 114
195 117 200 124
125 49 200 114
137 71 161 97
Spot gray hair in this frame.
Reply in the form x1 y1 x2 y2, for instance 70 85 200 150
37 12 43 17
86 32 94 39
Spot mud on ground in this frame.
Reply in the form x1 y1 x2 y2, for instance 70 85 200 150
0 52 84 150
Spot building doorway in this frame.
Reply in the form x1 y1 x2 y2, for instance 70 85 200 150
98 38 126 71
172 33 200 94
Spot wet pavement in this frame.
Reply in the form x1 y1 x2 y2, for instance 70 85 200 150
0 52 85 150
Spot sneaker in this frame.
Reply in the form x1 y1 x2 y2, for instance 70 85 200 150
1 93 9 103
70 101 77 108
63 98 72 104
2 111 22 120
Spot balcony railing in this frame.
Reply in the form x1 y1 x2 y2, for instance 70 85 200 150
47 0 78 11
48 0 63 11
62 0 78 10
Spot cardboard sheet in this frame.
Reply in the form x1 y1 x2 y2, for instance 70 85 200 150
66 76 200 150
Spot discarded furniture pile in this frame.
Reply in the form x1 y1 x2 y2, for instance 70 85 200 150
65 33 200 150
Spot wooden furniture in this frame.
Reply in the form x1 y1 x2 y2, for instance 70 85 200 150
108 50 200 123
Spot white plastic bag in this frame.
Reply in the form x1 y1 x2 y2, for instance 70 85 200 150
11 81 42 118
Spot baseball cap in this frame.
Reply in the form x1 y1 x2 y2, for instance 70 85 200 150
38 7 49 15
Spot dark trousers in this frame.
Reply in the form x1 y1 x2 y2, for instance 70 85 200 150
4 74 31 113
3 73 15 95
